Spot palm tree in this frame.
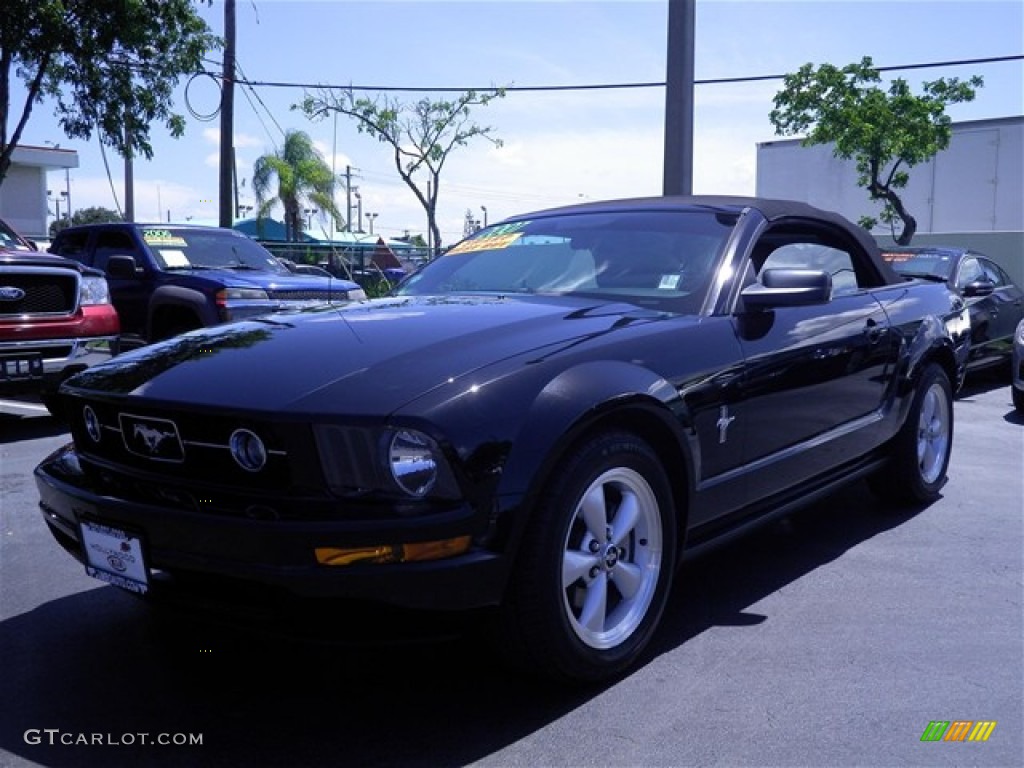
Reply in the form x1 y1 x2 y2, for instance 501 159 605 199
252 130 342 241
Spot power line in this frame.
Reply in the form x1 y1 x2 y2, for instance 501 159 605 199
204 54 1022 93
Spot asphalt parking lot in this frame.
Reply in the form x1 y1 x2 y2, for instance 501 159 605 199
0 372 1021 768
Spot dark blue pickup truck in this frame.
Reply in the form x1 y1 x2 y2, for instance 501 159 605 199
49 223 365 347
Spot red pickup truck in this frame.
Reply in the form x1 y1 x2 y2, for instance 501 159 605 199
0 218 120 417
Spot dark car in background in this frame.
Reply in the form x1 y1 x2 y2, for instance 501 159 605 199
882 246 1024 373
49 223 365 347
36 196 970 683
1012 319 1024 412
0 246 119 416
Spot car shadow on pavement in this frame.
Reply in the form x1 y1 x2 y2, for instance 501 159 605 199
649 479 924 659
0 480 929 768
0 412 69 444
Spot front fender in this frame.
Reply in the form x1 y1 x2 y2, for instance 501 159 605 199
490 360 693 548
148 285 218 334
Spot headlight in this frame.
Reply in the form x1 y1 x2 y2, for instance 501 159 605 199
79 275 111 306
314 424 460 501
216 287 270 306
389 429 440 497
344 287 367 301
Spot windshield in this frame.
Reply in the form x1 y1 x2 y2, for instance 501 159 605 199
881 250 955 281
0 217 33 251
396 210 737 313
141 227 289 273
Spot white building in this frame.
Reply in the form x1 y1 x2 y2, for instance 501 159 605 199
0 145 79 241
755 115 1023 284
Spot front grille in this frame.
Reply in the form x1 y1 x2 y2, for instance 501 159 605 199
0 268 79 317
66 397 317 493
268 289 333 301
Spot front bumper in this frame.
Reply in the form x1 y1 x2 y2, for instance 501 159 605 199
0 334 119 396
34 444 508 612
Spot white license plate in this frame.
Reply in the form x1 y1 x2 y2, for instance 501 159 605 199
80 520 149 594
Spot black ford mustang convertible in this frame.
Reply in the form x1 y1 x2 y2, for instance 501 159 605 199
35 196 970 682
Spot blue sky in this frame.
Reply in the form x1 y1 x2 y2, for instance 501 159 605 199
17 0 1024 246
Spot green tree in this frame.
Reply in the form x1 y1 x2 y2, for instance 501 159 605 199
49 205 123 237
252 130 342 242
299 88 505 254
769 56 982 244
0 0 219 185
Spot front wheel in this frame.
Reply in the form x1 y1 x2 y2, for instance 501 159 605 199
497 431 677 683
870 363 953 504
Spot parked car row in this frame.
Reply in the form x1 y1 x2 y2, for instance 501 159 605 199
7 198 1024 686
5 215 1022 422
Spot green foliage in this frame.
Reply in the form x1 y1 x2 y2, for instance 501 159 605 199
769 56 982 244
0 0 220 184
298 88 506 253
252 130 343 242
73 206 124 225
360 277 396 299
48 205 123 236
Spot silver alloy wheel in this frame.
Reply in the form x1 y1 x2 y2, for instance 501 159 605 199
560 466 664 650
916 380 951 485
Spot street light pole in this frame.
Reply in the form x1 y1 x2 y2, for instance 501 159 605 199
481 205 488 227
365 212 378 235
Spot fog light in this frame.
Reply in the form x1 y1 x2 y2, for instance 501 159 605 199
230 428 266 472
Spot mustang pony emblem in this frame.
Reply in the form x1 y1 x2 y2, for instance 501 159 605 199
119 414 184 461
133 423 172 454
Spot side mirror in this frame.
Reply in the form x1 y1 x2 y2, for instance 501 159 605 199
741 268 832 310
105 254 140 279
962 279 995 298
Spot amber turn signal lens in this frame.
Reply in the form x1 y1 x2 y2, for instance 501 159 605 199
315 535 471 567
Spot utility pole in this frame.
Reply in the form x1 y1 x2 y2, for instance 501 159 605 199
124 117 134 221
218 0 236 228
663 0 696 196
345 166 352 231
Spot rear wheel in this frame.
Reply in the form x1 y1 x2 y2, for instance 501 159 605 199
1012 385 1024 413
870 363 953 504
498 431 677 683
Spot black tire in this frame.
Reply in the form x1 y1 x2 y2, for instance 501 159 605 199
497 431 677 683
870 363 953 504
1012 385 1024 413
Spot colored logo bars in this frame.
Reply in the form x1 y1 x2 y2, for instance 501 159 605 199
921 721 997 742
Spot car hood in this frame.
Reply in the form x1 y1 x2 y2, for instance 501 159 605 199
63 295 673 415
1 248 100 276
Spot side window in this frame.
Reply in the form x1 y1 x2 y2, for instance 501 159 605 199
93 230 140 273
979 258 1007 288
955 258 984 290
759 242 861 297
51 231 91 265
